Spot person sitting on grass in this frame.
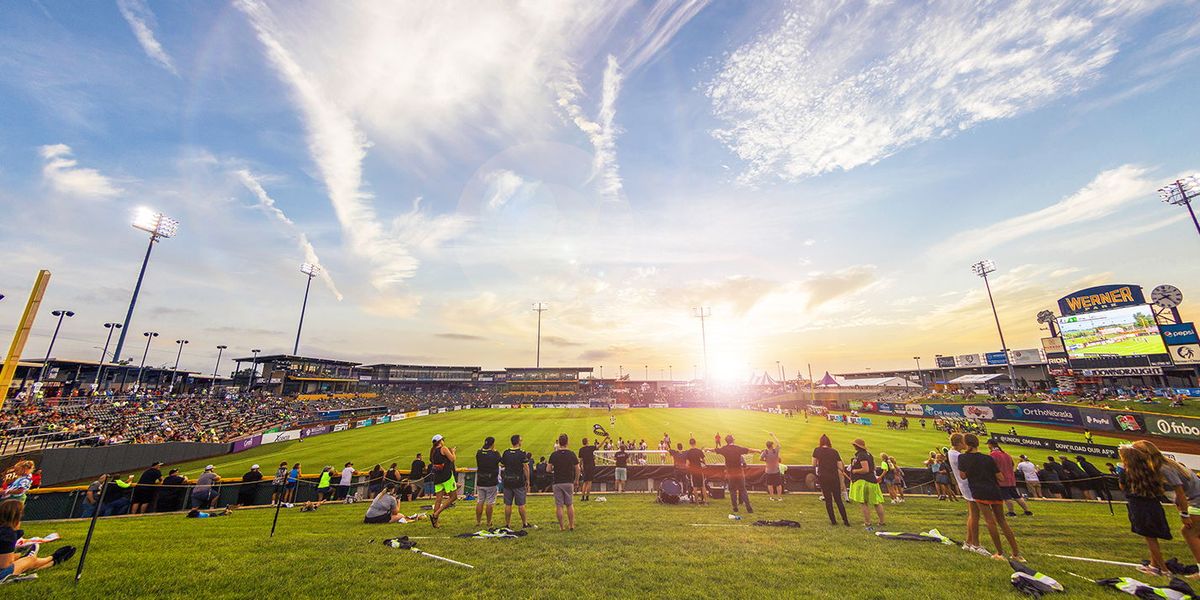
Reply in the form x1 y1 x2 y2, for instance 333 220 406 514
364 484 406 524
1118 444 1172 577
0 499 76 582
186 507 233 518
956 434 1022 562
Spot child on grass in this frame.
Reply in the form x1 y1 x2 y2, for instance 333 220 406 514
1118 444 1172 576
0 499 75 582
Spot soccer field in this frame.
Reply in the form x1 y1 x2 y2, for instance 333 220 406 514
17 495 1173 599
1072 335 1166 357
168 408 1127 477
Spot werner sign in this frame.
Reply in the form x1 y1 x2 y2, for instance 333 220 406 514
1057 284 1145 315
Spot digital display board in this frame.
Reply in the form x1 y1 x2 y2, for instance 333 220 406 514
1058 305 1167 359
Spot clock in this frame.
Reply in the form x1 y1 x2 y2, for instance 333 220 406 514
1152 284 1184 309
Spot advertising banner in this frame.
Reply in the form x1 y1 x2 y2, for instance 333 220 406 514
935 356 956 368
1057 284 1145 315
1003 403 1082 426
416 410 430 417
1009 349 1042 365
612 403 630 409
985 352 1009 365
861 401 877 412
955 354 981 368
877 402 893 414
333 423 348 432
962 405 996 420
1078 366 1163 377
261 429 301 444
1145 414 1200 443
301 425 332 438
490 404 511 409
904 403 924 416
923 404 966 418
1041 337 1066 354
231 435 262 453
377 415 391 424
1161 323 1199 346
390 413 406 421
1169 388 1200 398
990 433 1118 459
648 403 669 409
1169 344 1200 365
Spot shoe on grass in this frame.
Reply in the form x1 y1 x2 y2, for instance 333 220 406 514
52 546 76 565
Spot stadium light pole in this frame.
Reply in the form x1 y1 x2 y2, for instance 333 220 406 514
971 259 1019 390
1158 175 1200 241
95 323 122 389
644 364 648 380
913 356 923 388
249 348 261 390
532 302 548 368
294 263 320 355
211 345 227 398
693 307 711 383
37 309 75 385
169 339 189 392
111 208 179 375
669 365 673 381
135 331 158 390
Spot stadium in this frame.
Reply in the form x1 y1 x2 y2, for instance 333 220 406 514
4 2 1200 599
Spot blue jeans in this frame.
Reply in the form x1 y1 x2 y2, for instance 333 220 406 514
80 502 97 518
101 497 129 516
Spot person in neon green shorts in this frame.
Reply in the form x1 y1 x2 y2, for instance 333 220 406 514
429 434 458 528
848 438 885 531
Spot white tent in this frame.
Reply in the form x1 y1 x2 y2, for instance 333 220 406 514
947 373 1010 385
836 376 922 388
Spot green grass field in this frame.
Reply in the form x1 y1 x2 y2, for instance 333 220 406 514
15 494 1185 599
166 408 1129 479
1069 335 1167 357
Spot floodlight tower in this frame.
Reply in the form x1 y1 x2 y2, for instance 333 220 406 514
913 356 923 388
170 339 189 392
971 259 1019 390
135 331 159 389
693 307 711 383
37 309 75 384
294 263 321 355
211 345 227 398
249 348 261 390
110 208 179 373
1158 175 1200 241
532 302 548 368
95 322 122 389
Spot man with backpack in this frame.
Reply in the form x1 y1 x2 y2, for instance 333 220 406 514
500 434 532 529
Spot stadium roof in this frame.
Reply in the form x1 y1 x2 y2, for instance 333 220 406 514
359 364 480 370
948 373 1010 384
503 366 594 373
230 354 360 366
834 376 921 388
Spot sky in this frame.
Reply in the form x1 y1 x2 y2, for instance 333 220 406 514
1 0 1200 381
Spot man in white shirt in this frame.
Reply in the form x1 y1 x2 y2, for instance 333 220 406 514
338 462 356 500
1016 455 1041 498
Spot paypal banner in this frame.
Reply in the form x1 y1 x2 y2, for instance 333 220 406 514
985 352 1009 365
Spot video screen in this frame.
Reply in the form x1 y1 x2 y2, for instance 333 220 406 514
1058 305 1167 359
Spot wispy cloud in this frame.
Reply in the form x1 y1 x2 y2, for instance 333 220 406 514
235 169 344 300
39 144 121 198
708 2 1158 183
800 265 881 310
619 0 710 72
436 333 487 341
553 55 625 202
116 0 178 75
484 170 527 210
932 164 1154 256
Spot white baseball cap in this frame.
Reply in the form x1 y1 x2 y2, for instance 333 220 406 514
251 464 260 469
432 434 443 442
204 465 214 470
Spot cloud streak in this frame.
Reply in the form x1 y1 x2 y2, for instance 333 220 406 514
235 169 344 300
116 0 178 75
708 2 1156 183
39 144 121 198
553 55 625 202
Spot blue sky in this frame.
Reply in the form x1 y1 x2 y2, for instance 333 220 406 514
1 0 1199 379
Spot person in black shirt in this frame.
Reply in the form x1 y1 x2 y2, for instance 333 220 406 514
683 438 707 503
410 453 427 499
1076 455 1111 502
957 434 1022 561
475 436 502 527
614 447 629 492
812 435 849 526
709 434 758 514
156 469 186 512
1058 456 1091 500
0 500 76 579
131 462 162 514
428 434 457 528
237 464 264 506
669 443 688 485
578 438 597 501
500 434 532 529
548 433 580 531
849 439 885 530
534 457 549 492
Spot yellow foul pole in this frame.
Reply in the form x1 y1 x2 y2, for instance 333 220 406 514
0 270 51 410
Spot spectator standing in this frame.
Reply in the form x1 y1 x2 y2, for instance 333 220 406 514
284 463 301 504
157 469 186 512
500 434 531 529
1076 456 1111 502
1015 455 1041 499
81 474 108 518
338 462 355 500
711 434 756 515
30 470 41 490
812 434 849 526
238 464 263 506
1117 444 1172 576
385 463 401 487
1058 456 1092 500
614 446 629 492
957 434 1022 561
578 438 597 502
410 453 428 498
683 438 706 504
988 442 1032 516
131 462 163 514
761 433 784 501
1039 462 1065 499
548 433 580 531
1135 440 1200 571
475 437 501 527
849 439 884 531
271 462 289 506
367 464 385 499
534 458 549 492
428 434 458 528
192 466 220 509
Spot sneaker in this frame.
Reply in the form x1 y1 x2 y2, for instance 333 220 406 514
51 546 76 565
1023 511 1033 516
1006 512 1017 517
19 543 38 558
865 525 875 532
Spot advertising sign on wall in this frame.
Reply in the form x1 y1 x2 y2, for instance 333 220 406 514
904 403 924 416
301 425 332 438
231 435 262 453
1041 337 1066 354
333 423 348 432
990 433 1118 459
956 354 981 367
1162 323 1200 346
1057 284 1146 315
1170 344 1200 365
1078 366 1163 377
1145 414 1200 443
935 356 956 368
1009 349 1043 365
1075 407 1147 432
261 429 301 444
984 352 1008 365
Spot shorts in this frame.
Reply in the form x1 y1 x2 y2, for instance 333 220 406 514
581 467 594 483
476 485 498 505
934 474 951 485
553 483 575 506
849 480 884 506
1001 486 1021 500
975 499 1003 506
0 564 14 581
132 487 156 504
434 478 457 494
286 481 298 489
764 472 783 487
1127 496 1171 540
689 473 705 491
614 467 627 481
273 484 286 493
363 512 392 524
503 485 527 506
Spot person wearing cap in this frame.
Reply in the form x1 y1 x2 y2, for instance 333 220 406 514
191 465 221 509
849 438 885 531
428 434 457 528
238 464 264 506
271 462 289 506
157 469 186 512
1015 454 1041 499
131 462 163 514
337 462 356 501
